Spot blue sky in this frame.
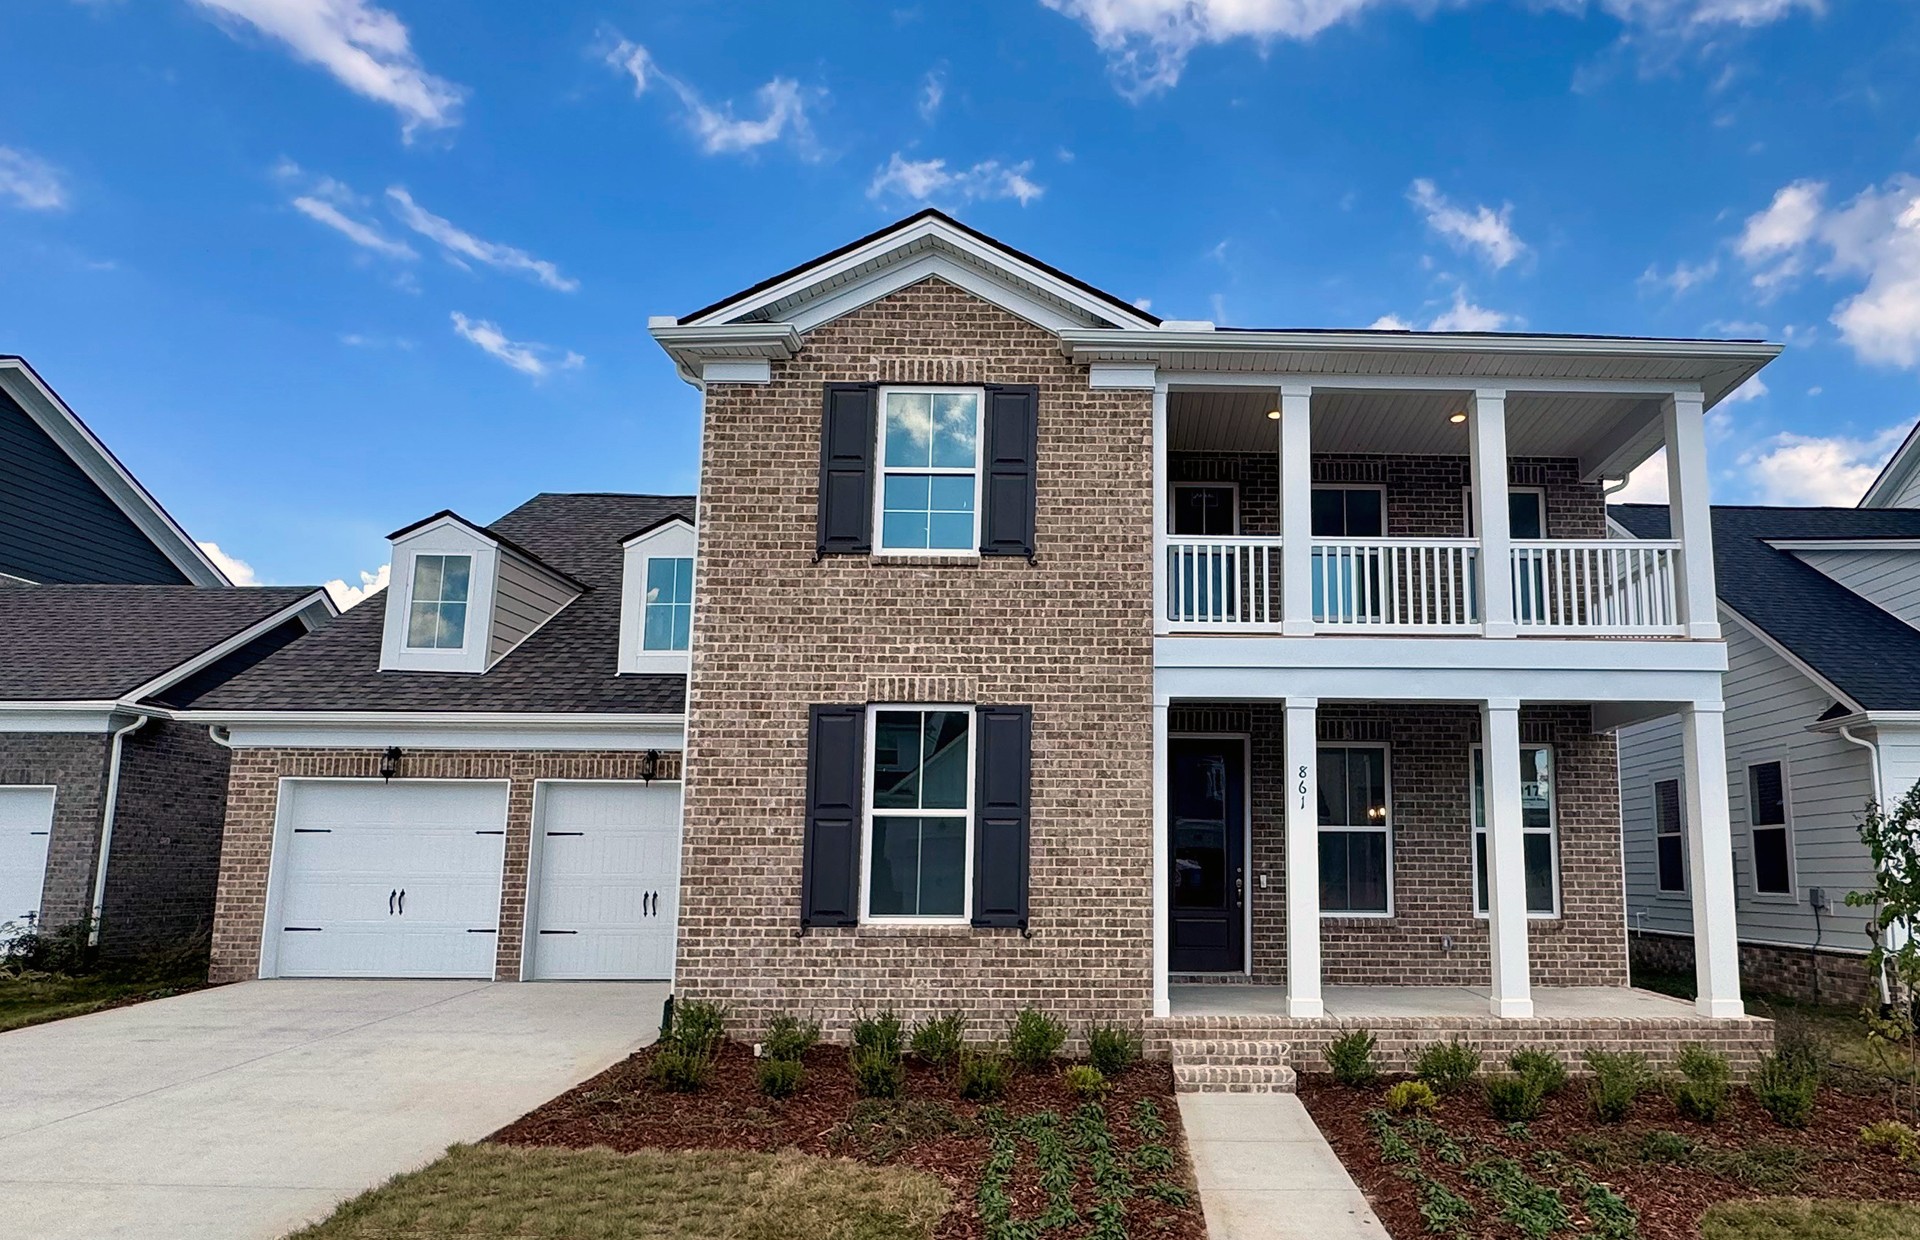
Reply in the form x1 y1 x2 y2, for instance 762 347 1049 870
3 0 1918 600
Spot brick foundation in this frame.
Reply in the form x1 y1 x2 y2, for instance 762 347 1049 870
208 747 681 983
1630 930 1878 1009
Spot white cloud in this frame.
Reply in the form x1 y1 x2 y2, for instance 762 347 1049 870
1369 313 1414 330
1428 287 1515 332
385 188 576 291
339 332 414 349
1740 424 1910 506
197 541 260 586
1040 0 1819 96
291 193 416 259
324 562 388 610
867 153 1044 207
1708 318 1770 336
189 0 464 138
1615 450 1671 503
1132 296 1153 311
919 69 945 121
1735 178 1824 293
602 34 815 157
0 146 68 211
1639 258 1719 295
450 312 583 378
1407 179 1527 270
1721 374 1768 403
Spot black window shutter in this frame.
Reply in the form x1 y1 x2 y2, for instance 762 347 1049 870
973 705 1032 928
801 706 865 926
980 385 1039 558
818 384 878 556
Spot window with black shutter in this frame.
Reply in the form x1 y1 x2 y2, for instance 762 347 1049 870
972 706 1032 928
817 385 878 556
800 706 864 926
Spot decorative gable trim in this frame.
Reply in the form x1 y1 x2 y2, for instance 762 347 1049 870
619 517 696 676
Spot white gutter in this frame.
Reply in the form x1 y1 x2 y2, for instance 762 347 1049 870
1836 722 1899 1003
173 710 687 727
88 712 152 946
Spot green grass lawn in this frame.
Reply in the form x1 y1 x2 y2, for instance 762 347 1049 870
0 970 204 1032
286 1144 951 1240
1701 1198 1920 1239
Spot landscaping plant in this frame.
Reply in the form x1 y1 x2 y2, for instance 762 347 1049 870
1063 1064 1108 1099
1008 1007 1066 1071
1860 1119 1920 1166
1752 1050 1820 1128
851 1009 906 1059
1414 1039 1483 1095
648 998 728 1092
1483 1073 1547 1123
1327 1028 1381 1086
1507 1047 1568 1097
1583 1049 1655 1123
850 1009 906 1099
955 1047 1012 1101
755 1056 804 1099
1085 1023 1142 1077
1384 1080 1439 1114
1670 1043 1732 1122
1847 779 1920 1123
908 1011 966 1068
761 1014 819 1063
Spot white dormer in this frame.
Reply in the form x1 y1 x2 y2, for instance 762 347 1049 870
619 516 696 675
380 512 581 674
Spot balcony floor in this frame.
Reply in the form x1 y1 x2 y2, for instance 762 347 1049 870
1169 984 1702 1021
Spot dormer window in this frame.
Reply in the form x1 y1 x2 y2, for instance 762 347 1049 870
643 556 694 651
405 554 472 650
620 515 697 674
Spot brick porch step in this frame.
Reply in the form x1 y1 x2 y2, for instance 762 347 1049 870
1169 1038 1297 1093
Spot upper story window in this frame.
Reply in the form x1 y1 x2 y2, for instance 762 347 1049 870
405 554 472 650
1311 486 1384 538
619 516 696 675
1463 487 1546 539
643 556 693 651
1171 483 1238 536
877 388 981 553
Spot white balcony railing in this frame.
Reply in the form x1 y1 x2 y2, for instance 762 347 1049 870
1312 538 1479 631
1510 540 1683 635
1164 536 1685 637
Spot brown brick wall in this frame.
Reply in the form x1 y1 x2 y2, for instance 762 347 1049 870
1630 929 1878 1009
1 731 109 933
679 276 1157 1037
209 747 681 983
97 718 232 957
1173 703 1628 990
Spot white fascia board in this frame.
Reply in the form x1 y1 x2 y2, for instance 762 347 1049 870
648 324 803 388
777 251 1090 335
1156 635 1728 674
703 360 770 383
621 516 694 548
1767 539 1920 552
1154 660 1726 708
123 589 338 704
186 711 687 752
1862 420 1920 509
1088 362 1159 390
1716 602 1863 716
1066 329 1781 366
0 700 168 732
0 359 229 586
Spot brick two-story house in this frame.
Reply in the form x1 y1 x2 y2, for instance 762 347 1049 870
653 211 1779 1070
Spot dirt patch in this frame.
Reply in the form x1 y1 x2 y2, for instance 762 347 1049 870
493 1042 1208 1240
1300 1075 1920 1239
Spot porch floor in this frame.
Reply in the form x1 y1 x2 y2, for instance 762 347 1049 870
1170 984 1701 1021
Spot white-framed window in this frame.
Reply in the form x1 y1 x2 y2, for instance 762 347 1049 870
1170 482 1240 536
862 705 974 922
618 517 696 675
1318 744 1391 916
1654 776 1687 893
404 553 473 650
1471 744 1560 918
1461 486 1548 539
1746 758 1795 897
1311 484 1386 538
875 387 983 554
642 556 693 651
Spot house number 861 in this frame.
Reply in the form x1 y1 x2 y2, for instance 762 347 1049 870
1296 764 1308 810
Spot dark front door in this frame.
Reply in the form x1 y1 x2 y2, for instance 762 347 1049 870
1169 738 1246 974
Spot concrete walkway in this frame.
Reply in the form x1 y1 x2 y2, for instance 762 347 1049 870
1179 1092 1385 1239
0 979 665 1240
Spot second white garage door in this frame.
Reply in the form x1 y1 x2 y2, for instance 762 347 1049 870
529 781 681 980
0 786 55 936
270 779 509 979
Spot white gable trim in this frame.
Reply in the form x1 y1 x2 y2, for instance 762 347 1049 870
619 518 696 676
0 359 228 585
125 590 338 704
1863 420 1920 509
1717 601 1862 716
380 519 500 674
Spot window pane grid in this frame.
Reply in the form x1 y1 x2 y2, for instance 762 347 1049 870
1317 746 1389 915
1655 778 1686 893
867 708 971 919
405 554 471 649
642 555 694 651
879 390 981 552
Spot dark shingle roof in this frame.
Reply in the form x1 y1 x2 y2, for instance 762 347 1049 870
186 493 692 714
0 585 323 701
1611 503 1920 712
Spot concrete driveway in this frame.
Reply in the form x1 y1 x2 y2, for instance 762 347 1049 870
0 979 666 1240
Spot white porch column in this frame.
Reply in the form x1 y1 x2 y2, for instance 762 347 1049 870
1284 698 1323 1017
1665 391 1722 640
1152 699 1171 1018
1277 384 1315 636
1683 703 1745 1018
1481 700 1534 1018
1152 384 1169 636
1469 388 1516 638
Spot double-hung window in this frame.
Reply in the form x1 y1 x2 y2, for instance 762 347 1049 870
1318 745 1390 915
865 707 973 920
1654 778 1686 893
642 556 693 651
1747 760 1794 896
405 554 471 649
1471 744 1559 917
877 388 982 553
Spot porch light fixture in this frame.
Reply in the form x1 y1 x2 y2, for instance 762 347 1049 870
1449 412 1467 424
380 746 402 782
640 749 661 784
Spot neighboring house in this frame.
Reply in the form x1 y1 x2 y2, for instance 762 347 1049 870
0 355 334 955
1613 479 1920 1005
187 494 693 984
648 208 1778 1057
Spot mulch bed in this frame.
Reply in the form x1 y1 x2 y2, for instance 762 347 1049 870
492 1041 1208 1240
1300 1074 1920 1239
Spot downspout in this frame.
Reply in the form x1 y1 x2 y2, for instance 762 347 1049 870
89 711 151 947
1601 476 1635 498
1838 722 1892 1007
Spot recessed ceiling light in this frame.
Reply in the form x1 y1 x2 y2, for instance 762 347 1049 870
1266 409 1282 420
1449 412 1468 424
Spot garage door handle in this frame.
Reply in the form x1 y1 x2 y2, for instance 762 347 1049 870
389 889 397 916
546 831 585 837
397 889 406 916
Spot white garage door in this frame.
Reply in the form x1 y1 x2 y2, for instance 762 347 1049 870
270 780 508 979
0 786 55 936
530 781 681 980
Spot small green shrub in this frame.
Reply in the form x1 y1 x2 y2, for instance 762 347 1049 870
1009 1007 1066 1071
1861 1119 1920 1164
1385 1080 1439 1113
667 998 728 1056
1671 1043 1732 1123
647 1047 712 1092
1638 1130 1696 1164
1133 1143 1175 1171
1771 1018 1831 1082
851 1044 905 1098
756 1056 804 1099
1327 1029 1380 1087
851 1009 906 1059
1484 1073 1547 1122
956 1048 1013 1101
1584 1049 1654 1123
761 1014 819 1063
1752 1052 1819 1128
1064 1064 1108 1098
909 1011 966 1067
1507 1047 1568 1096
1086 1024 1142 1077
1414 1039 1482 1094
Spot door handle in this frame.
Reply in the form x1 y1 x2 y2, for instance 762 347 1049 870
397 889 406 916
389 889 397 916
